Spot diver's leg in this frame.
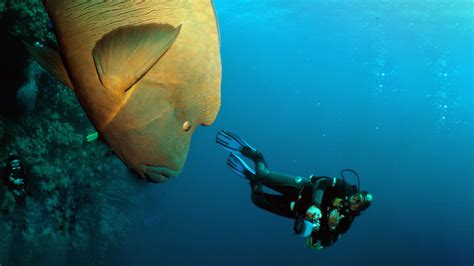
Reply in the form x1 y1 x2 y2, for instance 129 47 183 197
249 182 294 219
256 167 303 197
242 149 308 196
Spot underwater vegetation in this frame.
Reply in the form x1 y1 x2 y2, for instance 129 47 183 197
0 1 145 264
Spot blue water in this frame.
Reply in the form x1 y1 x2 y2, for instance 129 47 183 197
111 1 473 265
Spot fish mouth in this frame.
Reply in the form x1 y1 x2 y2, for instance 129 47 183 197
144 166 179 183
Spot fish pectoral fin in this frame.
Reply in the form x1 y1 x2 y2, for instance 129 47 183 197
24 41 74 90
92 23 182 95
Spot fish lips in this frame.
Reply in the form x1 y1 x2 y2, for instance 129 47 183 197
143 165 180 183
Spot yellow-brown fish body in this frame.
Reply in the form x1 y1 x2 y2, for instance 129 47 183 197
31 0 221 182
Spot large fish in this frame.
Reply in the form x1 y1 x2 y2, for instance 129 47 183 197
27 0 221 183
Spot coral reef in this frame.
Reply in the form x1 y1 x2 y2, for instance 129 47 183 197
2 0 53 43
0 60 143 265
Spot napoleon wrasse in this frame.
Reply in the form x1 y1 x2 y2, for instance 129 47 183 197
26 0 221 183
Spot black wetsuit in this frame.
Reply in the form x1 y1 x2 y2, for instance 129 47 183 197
307 176 359 247
240 147 309 219
1 158 28 202
241 148 358 247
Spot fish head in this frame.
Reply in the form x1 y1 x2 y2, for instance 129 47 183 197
100 74 220 183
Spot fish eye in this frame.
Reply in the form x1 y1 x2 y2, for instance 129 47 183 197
182 121 192 132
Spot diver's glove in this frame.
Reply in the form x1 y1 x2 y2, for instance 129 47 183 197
9 175 24 186
12 178 24 186
328 209 344 231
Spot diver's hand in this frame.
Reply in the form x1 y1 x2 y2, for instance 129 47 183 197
328 209 344 230
13 178 24 186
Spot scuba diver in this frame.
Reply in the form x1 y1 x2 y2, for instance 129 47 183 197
216 130 373 250
1 153 28 203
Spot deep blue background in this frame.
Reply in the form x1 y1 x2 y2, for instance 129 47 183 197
111 1 473 265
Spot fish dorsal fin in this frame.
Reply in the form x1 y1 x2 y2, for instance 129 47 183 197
93 23 181 95
24 42 74 90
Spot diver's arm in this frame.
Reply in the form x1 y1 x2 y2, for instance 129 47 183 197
245 148 311 191
8 175 23 185
323 215 353 247
12 178 24 186
328 209 345 231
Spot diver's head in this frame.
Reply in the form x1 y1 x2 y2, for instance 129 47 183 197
349 191 372 212
7 153 21 170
